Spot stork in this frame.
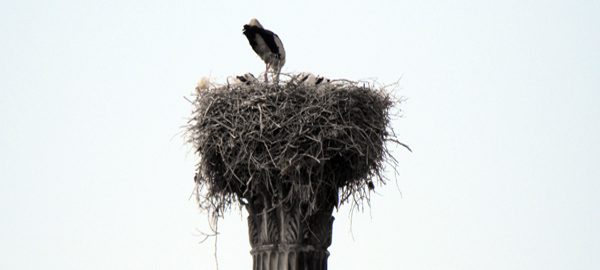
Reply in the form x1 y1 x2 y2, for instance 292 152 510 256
297 72 330 86
242 18 285 83
232 72 258 85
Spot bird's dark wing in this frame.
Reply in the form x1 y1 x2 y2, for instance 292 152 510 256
243 25 263 55
298 74 310 83
236 75 249 83
259 29 282 55
243 24 282 56
315 77 325 85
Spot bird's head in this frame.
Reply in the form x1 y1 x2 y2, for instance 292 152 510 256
248 18 263 29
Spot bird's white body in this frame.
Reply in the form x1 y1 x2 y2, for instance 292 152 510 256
296 72 330 86
243 18 285 83
232 72 258 85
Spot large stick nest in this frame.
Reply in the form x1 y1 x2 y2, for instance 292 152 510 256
185 76 408 218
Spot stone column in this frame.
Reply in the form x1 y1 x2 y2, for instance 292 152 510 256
246 191 335 270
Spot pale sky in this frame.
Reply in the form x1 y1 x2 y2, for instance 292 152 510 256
1 1 599 269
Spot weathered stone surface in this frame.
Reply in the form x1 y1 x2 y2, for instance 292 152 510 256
246 192 334 270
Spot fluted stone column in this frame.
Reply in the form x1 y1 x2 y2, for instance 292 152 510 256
246 190 335 270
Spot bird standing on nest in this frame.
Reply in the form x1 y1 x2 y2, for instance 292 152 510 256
242 18 285 83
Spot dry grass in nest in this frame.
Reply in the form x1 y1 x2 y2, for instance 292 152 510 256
184 75 409 219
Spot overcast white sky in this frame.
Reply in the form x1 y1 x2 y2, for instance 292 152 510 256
1 1 599 269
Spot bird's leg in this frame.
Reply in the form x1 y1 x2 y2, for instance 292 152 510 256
264 69 268 82
265 62 272 83
274 67 280 84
